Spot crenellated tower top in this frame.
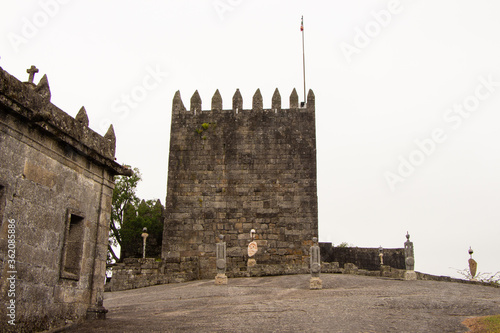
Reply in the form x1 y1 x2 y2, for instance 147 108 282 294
171 88 315 116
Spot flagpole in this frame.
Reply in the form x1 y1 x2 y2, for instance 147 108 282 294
301 16 306 105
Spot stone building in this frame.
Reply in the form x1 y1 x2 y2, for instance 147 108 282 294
162 88 318 279
0 66 131 331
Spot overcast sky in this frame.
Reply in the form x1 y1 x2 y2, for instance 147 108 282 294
2 0 500 279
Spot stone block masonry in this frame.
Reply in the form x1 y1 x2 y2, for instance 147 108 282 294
319 243 405 271
162 88 318 279
0 66 131 331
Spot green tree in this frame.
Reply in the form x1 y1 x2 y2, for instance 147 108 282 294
120 199 164 259
108 167 141 263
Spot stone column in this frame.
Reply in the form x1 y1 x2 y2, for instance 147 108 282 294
404 232 417 280
141 227 149 259
247 229 258 267
215 235 228 285
468 247 477 281
310 237 322 289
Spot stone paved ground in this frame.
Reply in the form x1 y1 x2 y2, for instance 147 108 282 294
70 274 500 332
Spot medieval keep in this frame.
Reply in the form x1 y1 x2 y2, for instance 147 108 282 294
0 66 131 331
162 88 318 279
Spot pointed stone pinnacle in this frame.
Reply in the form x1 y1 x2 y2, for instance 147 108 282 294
35 74 51 101
307 89 315 110
232 89 242 111
290 88 299 109
212 89 222 111
172 90 186 112
272 88 281 111
75 106 89 126
252 89 263 111
104 124 116 156
190 90 202 113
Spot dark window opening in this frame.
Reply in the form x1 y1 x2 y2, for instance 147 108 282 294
60 210 85 280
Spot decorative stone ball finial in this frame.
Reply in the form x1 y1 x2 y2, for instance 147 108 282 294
141 228 149 259
468 247 477 279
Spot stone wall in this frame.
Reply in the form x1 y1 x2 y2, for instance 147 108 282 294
319 243 405 271
163 89 318 279
106 258 200 292
0 66 130 331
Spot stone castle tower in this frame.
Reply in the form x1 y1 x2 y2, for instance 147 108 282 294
162 88 318 279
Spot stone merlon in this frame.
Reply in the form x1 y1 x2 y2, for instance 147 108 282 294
0 66 131 176
171 88 315 114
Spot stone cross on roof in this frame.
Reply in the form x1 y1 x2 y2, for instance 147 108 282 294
27 65 39 83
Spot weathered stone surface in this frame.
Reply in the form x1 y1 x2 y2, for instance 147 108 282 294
271 88 281 110
252 88 263 111
404 270 417 280
75 274 500 333
35 74 51 101
190 90 202 113
215 273 228 285
163 89 318 280
211 89 222 111
289 88 299 109
76 106 89 126
232 89 242 111
0 66 130 331
309 276 322 290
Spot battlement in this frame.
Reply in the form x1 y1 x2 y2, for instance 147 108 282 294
172 88 315 115
0 66 131 176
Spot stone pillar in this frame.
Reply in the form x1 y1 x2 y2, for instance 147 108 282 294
215 235 228 285
404 232 417 280
310 237 322 289
378 246 384 266
141 227 149 259
86 292 108 320
468 247 477 281
247 229 258 267
87 171 113 319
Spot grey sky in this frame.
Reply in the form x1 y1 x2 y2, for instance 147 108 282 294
2 0 500 278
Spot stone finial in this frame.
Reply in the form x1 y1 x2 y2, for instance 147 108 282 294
35 74 51 101
211 89 222 111
252 89 263 111
306 89 315 110
290 88 299 109
76 106 89 126
104 124 116 156
172 90 186 113
232 89 242 111
272 88 281 111
26 65 39 83
190 90 202 114
310 236 322 289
